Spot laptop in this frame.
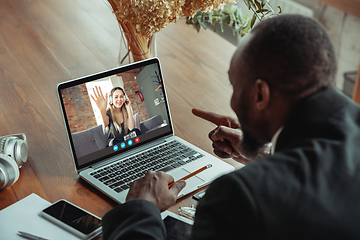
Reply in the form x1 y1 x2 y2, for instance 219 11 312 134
57 57 235 203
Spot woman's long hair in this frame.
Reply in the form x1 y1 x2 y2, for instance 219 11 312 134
108 87 128 135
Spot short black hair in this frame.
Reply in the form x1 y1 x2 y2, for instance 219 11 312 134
242 14 337 98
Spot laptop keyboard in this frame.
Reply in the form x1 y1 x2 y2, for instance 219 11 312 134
90 141 204 193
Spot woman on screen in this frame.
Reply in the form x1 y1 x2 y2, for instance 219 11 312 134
91 86 140 146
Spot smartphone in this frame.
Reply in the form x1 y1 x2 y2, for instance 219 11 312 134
193 189 207 201
40 199 102 240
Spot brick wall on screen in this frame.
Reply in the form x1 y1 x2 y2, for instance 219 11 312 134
61 84 97 133
117 68 149 122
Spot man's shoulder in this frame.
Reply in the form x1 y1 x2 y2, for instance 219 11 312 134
208 155 299 203
225 153 299 183
217 152 310 205
200 143 360 239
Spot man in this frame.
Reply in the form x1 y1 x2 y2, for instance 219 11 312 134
102 14 360 239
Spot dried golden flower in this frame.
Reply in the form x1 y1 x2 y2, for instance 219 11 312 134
115 0 185 37
182 0 236 18
113 0 234 37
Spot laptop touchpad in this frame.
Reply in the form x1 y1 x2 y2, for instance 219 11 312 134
170 168 191 181
169 168 205 196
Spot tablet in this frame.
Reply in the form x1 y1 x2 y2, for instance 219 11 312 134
161 211 194 240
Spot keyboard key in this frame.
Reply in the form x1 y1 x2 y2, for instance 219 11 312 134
158 166 174 172
114 187 123 193
110 180 125 189
171 163 181 168
104 178 116 185
120 173 129 178
93 174 102 179
99 176 110 182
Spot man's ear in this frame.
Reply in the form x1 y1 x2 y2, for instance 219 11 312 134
254 79 270 110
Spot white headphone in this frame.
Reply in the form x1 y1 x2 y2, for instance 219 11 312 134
0 133 28 190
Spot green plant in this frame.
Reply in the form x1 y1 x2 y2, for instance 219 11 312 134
186 0 281 37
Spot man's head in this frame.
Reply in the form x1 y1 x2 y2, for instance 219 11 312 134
229 14 337 159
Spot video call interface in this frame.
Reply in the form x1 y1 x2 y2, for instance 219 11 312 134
60 62 172 168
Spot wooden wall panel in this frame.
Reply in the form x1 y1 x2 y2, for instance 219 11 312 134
353 64 360 104
317 0 360 18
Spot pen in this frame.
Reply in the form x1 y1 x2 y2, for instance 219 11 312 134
17 231 50 240
168 164 212 188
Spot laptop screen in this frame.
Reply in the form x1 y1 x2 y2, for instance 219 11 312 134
57 58 173 170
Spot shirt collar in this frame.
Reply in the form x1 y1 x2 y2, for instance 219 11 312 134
271 126 284 155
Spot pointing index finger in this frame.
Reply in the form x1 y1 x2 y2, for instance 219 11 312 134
192 108 229 127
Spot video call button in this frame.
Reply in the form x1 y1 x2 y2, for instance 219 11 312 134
113 145 118 151
128 140 133 146
120 142 126 148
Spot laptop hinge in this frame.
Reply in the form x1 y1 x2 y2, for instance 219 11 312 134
89 135 172 170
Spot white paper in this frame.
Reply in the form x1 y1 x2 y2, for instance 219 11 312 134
0 193 80 240
161 210 194 225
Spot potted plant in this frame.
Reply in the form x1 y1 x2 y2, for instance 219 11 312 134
106 0 280 63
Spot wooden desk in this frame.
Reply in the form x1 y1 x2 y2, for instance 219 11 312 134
0 0 241 218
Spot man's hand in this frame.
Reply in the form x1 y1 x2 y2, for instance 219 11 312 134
210 125 271 163
192 108 248 161
126 171 186 212
192 108 271 163
208 125 249 162
192 108 240 129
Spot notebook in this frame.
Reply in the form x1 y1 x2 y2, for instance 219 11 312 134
57 57 235 203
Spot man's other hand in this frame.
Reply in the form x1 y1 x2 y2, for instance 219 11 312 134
192 108 271 163
126 171 186 212
192 108 250 163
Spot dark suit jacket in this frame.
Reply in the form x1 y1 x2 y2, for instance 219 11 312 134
103 87 360 239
